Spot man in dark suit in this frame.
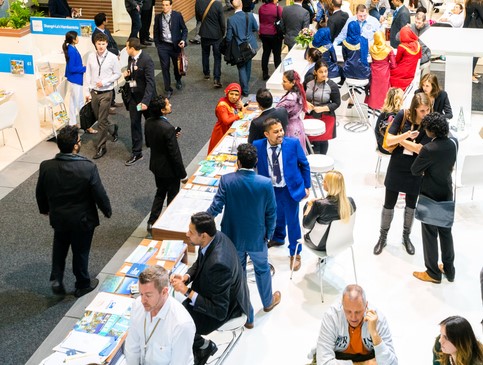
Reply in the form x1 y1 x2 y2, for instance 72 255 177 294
328 0 350 42
195 0 225 88
248 88 288 143
389 0 410 48
207 143 281 328
171 212 251 365
253 118 311 271
36 126 111 298
123 37 157 166
140 0 154 46
48 0 78 18
282 0 311 49
125 0 142 39
154 0 188 97
145 96 187 234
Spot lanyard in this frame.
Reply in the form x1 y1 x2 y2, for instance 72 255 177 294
268 148 281 175
96 53 107 77
143 316 161 353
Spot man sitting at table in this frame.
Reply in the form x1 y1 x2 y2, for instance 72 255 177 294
170 212 251 365
124 265 195 365
248 88 288 143
333 4 381 46
316 284 398 365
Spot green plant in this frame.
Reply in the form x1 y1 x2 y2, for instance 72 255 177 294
1 0 43 29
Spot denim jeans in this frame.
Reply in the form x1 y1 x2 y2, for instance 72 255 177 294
237 59 252 96
201 38 222 81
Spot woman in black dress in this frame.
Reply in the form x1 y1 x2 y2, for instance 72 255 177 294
415 73 453 120
373 93 432 256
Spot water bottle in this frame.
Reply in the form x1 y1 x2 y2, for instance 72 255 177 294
457 107 465 132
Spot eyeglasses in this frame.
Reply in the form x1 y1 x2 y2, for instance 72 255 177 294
76 139 82 144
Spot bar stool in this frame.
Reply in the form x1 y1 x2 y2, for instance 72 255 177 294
307 154 334 198
344 78 370 132
303 118 326 155
213 313 247 365
246 259 275 283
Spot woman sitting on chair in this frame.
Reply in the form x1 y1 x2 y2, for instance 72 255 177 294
341 21 370 80
415 73 453 120
303 48 323 89
311 27 341 82
303 170 356 251
390 27 422 91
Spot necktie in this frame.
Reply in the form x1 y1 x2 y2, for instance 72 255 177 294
270 146 282 184
393 9 399 18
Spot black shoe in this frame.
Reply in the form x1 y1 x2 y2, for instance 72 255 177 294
147 223 153 235
263 74 270 81
51 280 66 295
195 341 218 365
147 37 154 42
402 234 415 255
74 278 99 298
93 147 107 159
139 43 147 49
176 80 183 90
204 75 211 80
140 40 152 46
112 124 119 142
189 39 201 45
125 154 143 166
214 80 222 88
373 235 387 255
165 89 173 99
268 240 284 248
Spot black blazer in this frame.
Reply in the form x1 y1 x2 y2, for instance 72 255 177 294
390 5 410 48
248 107 289 143
92 28 119 56
186 231 250 328
36 154 111 231
195 0 226 40
144 116 187 179
125 51 156 106
327 10 349 42
464 2 483 28
414 89 453 120
153 11 188 53
48 0 71 17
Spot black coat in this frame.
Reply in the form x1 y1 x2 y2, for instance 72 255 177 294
36 153 111 231
92 28 119 56
327 10 349 43
248 107 289 143
144 116 186 179
414 89 453 120
464 2 483 28
154 11 188 53
48 0 71 18
195 0 226 40
125 51 156 106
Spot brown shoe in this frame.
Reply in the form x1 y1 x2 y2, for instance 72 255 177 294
268 239 284 248
244 321 254 329
263 291 281 312
413 271 441 284
290 255 301 271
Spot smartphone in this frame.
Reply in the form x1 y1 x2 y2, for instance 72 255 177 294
175 126 182 133
136 103 142 111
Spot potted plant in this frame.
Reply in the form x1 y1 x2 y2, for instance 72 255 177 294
0 0 43 36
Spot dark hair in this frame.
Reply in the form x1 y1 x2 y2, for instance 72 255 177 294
148 96 169 118
94 13 107 27
57 125 79 153
283 70 308 112
416 5 427 13
263 117 282 132
420 73 441 99
332 0 342 9
62 31 78 63
256 88 273 109
93 32 108 44
162 0 173 4
237 143 258 169
306 48 323 63
191 212 217 236
127 37 141 50
355 4 367 12
422 113 449 138
314 60 328 74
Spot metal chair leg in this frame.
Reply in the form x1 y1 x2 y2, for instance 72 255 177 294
14 127 24 152
351 246 358 284
290 241 302 280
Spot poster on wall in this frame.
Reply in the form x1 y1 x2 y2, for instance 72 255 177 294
10 59 24 75
0 53 34 75
30 17 95 37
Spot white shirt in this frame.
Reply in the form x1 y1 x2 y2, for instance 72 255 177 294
85 49 121 92
124 296 195 365
333 14 381 46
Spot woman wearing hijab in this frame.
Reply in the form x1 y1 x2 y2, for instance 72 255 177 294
390 27 422 91
341 21 370 80
208 83 247 154
311 27 341 80
365 30 396 111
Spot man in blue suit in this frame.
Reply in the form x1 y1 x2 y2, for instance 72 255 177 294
207 143 281 327
254 118 311 271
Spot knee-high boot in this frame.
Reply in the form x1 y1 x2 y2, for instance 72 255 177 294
403 207 416 255
373 207 394 255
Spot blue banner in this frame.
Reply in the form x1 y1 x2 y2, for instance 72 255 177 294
0 53 34 75
30 17 95 37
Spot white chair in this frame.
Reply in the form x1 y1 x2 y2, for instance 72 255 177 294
344 78 370 132
290 213 358 302
457 154 483 200
119 47 129 69
213 313 247 365
303 118 326 155
306 154 334 198
0 101 24 152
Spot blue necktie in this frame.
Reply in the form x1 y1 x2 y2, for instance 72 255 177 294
270 147 282 184
393 9 399 18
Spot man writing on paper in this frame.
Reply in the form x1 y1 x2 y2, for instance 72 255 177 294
125 265 196 365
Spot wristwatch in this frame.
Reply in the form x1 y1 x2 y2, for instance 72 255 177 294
184 288 192 298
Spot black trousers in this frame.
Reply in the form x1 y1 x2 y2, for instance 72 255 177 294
260 34 282 76
421 223 455 281
148 175 180 225
384 189 418 209
157 42 181 91
128 99 150 156
50 228 95 289
140 6 154 42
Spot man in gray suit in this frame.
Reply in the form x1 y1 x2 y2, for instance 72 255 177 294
282 0 311 49
389 0 410 48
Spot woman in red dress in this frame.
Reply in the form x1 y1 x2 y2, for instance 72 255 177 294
390 27 422 91
208 83 246 154
365 31 396 111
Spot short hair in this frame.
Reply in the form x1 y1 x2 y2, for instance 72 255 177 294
127 37 141 50
162 0 173 4
56 125 79 153
342 284 367 305
332 0 342 8
263 117 282 132
420 73 441 99
416 5 427 13
139 265 169 293
415 11 426 21
93 32 108 44
148 96 169 118
356 4 367 12
422 113 449 138
455 3 463 10
256 88 273 109
94 13 107 27
409 92 432 123
191 212 217 236
237 143 258 169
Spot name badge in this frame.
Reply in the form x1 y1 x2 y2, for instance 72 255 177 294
129 80 137 88
403 148 413 156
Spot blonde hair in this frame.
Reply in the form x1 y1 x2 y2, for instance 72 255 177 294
381 87 404 114
324 170 353 223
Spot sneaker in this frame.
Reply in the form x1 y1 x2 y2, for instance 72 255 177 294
204 75 210 80
125 154 143 166
176 80 183 90
214 80 222 88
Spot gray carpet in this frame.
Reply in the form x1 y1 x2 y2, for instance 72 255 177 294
0 29 265 364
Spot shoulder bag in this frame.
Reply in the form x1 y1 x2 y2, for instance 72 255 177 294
381 110 407 153
237 13 258 65
79 102 96 130
274 4 284 38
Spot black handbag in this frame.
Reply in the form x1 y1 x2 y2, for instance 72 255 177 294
220 36 241 66
274 3 284 38
119 83 131 110
237 13 257 65
79 102 96 131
